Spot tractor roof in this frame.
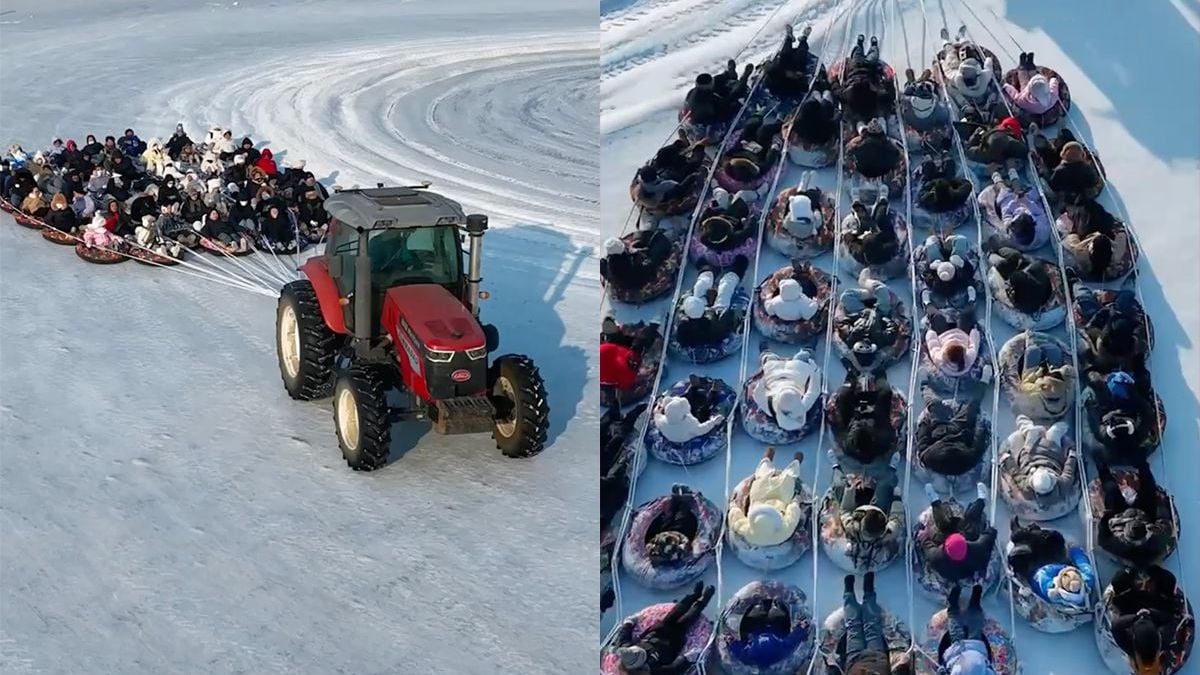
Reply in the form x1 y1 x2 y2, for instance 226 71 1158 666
325 186 466 230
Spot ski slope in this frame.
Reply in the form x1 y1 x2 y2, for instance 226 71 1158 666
0 1 598 673
601 1 1199 674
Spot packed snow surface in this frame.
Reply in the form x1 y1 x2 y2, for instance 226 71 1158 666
602 1 1199 674
0 1 598 673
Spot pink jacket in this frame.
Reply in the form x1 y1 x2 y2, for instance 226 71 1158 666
926 328 980 376
1003 73 1060 115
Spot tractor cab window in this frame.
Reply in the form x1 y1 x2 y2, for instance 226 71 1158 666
367 225 461 288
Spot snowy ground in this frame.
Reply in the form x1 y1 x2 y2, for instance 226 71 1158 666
0 1 598 673
602 1 1199 674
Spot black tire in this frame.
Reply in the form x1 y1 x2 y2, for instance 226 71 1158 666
332 365 392 471
488 354 550 458
277 280 341 400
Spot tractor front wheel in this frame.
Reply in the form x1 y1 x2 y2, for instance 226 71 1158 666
277 280 341 400
488 354 550 458
332 365 392 471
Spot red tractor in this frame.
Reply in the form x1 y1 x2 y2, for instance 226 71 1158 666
275 185 550 470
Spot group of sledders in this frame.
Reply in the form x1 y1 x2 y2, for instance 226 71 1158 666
2 124 334 264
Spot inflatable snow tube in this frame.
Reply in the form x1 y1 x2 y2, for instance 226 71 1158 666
934 42 1005 91
1057 219 1138 284
74 243 128 264
840 211 911 281
826 387 908 455
1004 538 1096 634
903 119 953 158
668 288 751 364
717 581 817 675
40 227 77 246
910 502 1004 602
607 235 683 305
0 198 15 213
620 489 722 590
914 245 984 316
679 107 728 145
787 134 838 168
1094 575 1194 675
1003 66 1072 127
764 187 836 259
629 163 711 218
912 193 974 232
817 485 905 574
601 602 714 674
843 148 908 200
997 430 1081 522
715 146 782 194
832 285 913 372
201 236 255 257
917 330 994 396
618 407 651 482
987 263 1067 331
910 405 992 497
600 332 664 410
13 210 43 229
688 224 758 268
128 246 183 267
751 264 832 344
601 533 616 616
812 607 912 675
917 610 1019 675
1081 391 1166 463
1033 143 1106 203
739 373 823 445
1074 290 1155 362
998 332 1077 421
1085 469 1181 567
645 378 738 466
725 468 814 570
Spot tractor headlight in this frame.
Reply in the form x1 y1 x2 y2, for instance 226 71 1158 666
466 346 487 360
427 347 454 363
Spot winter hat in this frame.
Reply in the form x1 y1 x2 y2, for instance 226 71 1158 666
226 182 240 193
207 178 222 191
959 59 982 83
748 502 786 537
241 137 253 147
604 237 624 256
682 295 707 320
32 151 45 165
287 158 306 170
1028 73 1051 102
141 215 155 227
935 260 957 282
233 154 246 165
1060 141 1085 164
89 213 107 230
777 278 802 301
775 389 803 417
865 117 884 135
616 646 649 669
1106 371 1135 400
944 533 968 562
646 530 689 563
637 165 657 182
1030 467 1056 495
788 194 813 222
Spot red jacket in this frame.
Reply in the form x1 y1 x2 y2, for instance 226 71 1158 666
256 148 278 176
600 342 638 390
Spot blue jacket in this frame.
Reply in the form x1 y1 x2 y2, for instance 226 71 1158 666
1032 546 1094 607
943 638 995 675
728 626 806 667
118 135 145 157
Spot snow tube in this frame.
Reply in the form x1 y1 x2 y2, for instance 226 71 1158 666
832 284 913 372
1073 290 1155 364
1003 66 1072 128
911 501 1004 601
986 261 1067 331
0 198 14 213
601 602 714 674
645 378 737 466
601 533 615 616
997 428 1081 522
679 106 729 146
620 488 722 590
725 466 814 570
998 331 1077 421
715 142 783 194
12 210 43 229
740 372 823 446
911 190 974 232
916 326 994 396
629 160 711 218
843 148 908 200
817 484 905 573
1004 537 1096 634
840 210 911 281
201 235 256 257
787 132 838 168
1081 389 1166 463
1032 140 1106 203
812 607 912 675
74 243 128 264
1094 574 1194 675
914 243 984 316
918 610 1019 675
909 400 991 497
607 234 683 305
764 187 835 259
825 385 908 455
668 287 751 364
717 581 817 675
1084 470 1180 567
617 406 651 482
752 264 833 344
688 221 758 268
599 330 663 410
934 41 1005 95
40 227 77 246
1056 217 1138 283
128 245 184 267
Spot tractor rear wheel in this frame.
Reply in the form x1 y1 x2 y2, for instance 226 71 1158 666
277 280 341 400
332 365 392 471
488 354 550 458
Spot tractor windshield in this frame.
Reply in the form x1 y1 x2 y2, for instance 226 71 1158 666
367 225 461 287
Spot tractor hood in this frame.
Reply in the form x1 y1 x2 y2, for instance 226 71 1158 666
382 284 486 351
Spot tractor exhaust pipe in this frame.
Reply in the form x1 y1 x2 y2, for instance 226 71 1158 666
354 225 373 350
464 214 488 317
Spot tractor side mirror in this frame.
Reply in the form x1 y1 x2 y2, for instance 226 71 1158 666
483 323 500 353
465 214 488 235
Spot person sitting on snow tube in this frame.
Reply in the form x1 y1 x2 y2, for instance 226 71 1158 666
836 278 903 373
846 118 900 179
923 308 986 383
601 230 674 294
698 189 753 252
260 204 297 252
1003 53 1061 118
1096 459 1173 568
134 214 184 260
901 71 950 135
918 233 978 308
940 42 1000 114
830 372 898 465
654 390 725 450
915 387 989 478
1041 135 1102 202
842 198 900 269
81 212 123 250
836 573 905 675
751 350 822 433
935 584 999 674
1084 370 1159 466
919 482 999 584
1060 202 1132 282
778 190 825 244
986 169 1051 251
600 318 660 407
916 156 972 212
613 581 716 674
675 256 748 349
19 186 48 219
723 583 811 671
964 116 1026 169
158 201 200 248
723 115 783 184
713 59 755 119
999 331 1076 420
1107 566 1184 675
1073 283 1149 372
986 242 1056 317
44 193 78 233
683 73 722 128
199 208 249 253
793 67 838 146
764 24 813 98
728 447 805 549
763 273 821 324
836 35 896 122
998 416 1078 517
635 165 702 211
652 134 706 181
1008 519 1095 610
837 471 902 562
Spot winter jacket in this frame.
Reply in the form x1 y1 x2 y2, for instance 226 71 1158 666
181 195 209 224
941 50 998 111
845 651 893 675
235 138 260 165
684 85 719 125
213 136 236 161
227 200 259 230
751 353 820 430
600 342 638 390
902 93 950 132
1099 508 1170 566
942 639 995 675
200 213 237 241
71 193 96 220
601 252 654 290
675 312 738 347
994 185 1050 250
965 126 1025 165
118 134 145 157
142 144 167 177
918 178 972 211
80 141 104 164
44 207 77 232
1003 73 1061 115
727 627 806 668
926 328 980 377
1048 160 1100 198
847 132 899 178
916 397 989 476
654 396 723 444
165 132 193 159
19 192 46 214
764 277 820 322
921 525 997 581
255 148 278 176
128 194 159 222
299 199 330 228
998 417 1077 503
158 180 182 208
727 456 803 547
1032 546 1094 607
156 212 192 240
260 209 293 244
1063 229 1131 279
57 143 84 171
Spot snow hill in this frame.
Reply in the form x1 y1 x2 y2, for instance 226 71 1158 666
602 1 1199 674
0 1 598 673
